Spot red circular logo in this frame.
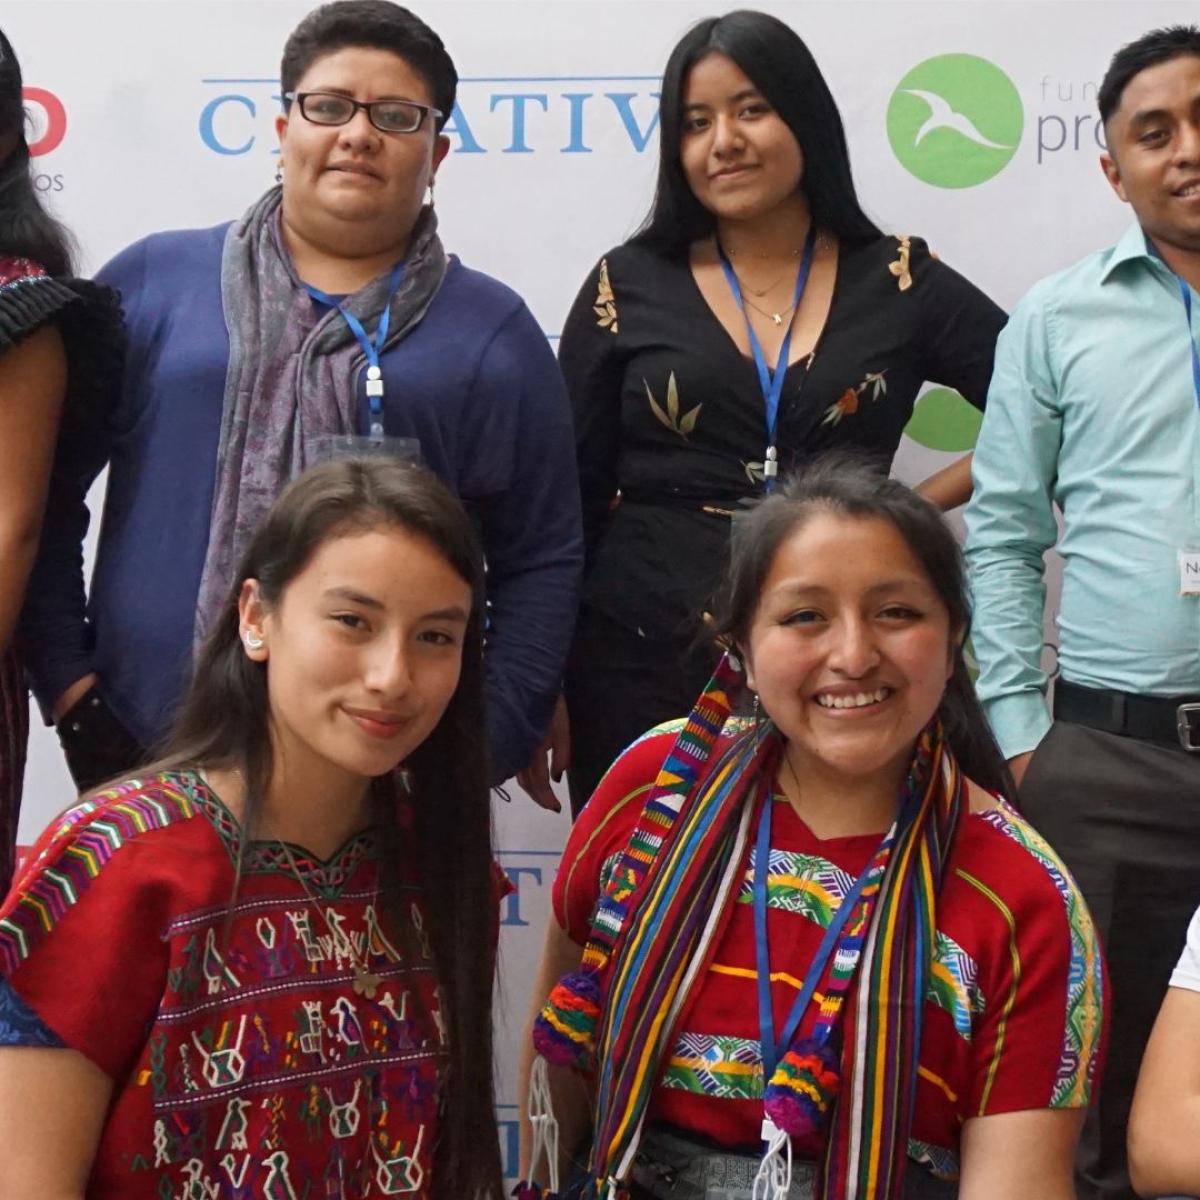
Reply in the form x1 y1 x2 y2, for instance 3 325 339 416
23 87 67 157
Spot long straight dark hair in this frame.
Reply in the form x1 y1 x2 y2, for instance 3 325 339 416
709 453 1016 800
633 9 882 256
0 28 73 274
152 458 503 1200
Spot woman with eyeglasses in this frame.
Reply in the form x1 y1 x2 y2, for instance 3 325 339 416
19 0 581 798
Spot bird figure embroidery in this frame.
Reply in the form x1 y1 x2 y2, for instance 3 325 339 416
902 89 1014 150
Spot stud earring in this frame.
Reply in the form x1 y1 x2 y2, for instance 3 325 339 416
243 630 265 651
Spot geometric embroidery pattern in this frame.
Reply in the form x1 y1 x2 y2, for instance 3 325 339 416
928 930 985 1041
0 779 198 972
662 1034 959 1172
0 770 445 1198
981 803 1104 1106
0 772 378 978
735 845 854 926
727 840 985 1041
184 775 376 895
908 1139 960 1181
663 1033 762 1100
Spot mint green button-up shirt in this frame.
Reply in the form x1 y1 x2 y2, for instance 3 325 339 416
964 223 1200 759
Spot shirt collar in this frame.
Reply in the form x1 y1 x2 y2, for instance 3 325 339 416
1101 223 1173 283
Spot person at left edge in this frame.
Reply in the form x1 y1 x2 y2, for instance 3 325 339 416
18 0 582 796
0 26 123 892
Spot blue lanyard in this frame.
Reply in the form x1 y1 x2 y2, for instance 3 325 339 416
1176 277 1200 412
752 794 873 1085
1147 240 1200 412
718 227 817 491
303 262 406 441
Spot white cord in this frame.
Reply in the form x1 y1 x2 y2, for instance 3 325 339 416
527 1056 561 1194
752 1127 793 1200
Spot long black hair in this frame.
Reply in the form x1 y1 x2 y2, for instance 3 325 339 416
0 28 72 274
709 453 1016 799
633 10 881 256
153 457 503 1200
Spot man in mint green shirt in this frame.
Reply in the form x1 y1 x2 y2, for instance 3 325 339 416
965 26 1200 1200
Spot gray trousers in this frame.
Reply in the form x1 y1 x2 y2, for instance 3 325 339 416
1020 721 1200 1200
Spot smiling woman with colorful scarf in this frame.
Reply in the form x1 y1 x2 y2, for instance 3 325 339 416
517 456 1106 1200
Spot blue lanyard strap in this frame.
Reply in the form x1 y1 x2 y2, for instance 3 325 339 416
303 261 406 439
1177 277 1200 413
717 226 817 491
1146 239 1200 413
753 793 874 1082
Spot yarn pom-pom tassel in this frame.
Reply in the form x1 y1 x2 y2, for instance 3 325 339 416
763 1037 841 1138
533 970 601 1068
511 1184 558 1200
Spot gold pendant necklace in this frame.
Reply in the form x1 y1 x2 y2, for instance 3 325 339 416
281 842 383 999
742 293 796 327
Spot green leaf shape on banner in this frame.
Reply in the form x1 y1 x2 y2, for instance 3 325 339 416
904 387 982 452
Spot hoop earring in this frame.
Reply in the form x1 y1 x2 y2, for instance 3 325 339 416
243 630 265 652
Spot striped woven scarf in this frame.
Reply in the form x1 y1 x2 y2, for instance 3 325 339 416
533 658 963 1200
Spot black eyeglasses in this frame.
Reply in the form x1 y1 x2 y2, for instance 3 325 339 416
286 91 442 134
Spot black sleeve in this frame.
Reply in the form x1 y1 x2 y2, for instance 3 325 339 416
907 236 1008 411
557 255 625 566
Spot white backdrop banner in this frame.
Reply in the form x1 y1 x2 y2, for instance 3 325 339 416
8 0 1192 1182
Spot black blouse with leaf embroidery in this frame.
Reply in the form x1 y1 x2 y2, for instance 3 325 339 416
559 233 1006 638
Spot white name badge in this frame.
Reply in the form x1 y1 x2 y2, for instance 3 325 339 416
1180 550 1200 595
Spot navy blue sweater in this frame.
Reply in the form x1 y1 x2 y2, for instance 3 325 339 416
22 223 582 782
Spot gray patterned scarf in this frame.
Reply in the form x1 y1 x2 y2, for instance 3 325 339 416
195 185 448 643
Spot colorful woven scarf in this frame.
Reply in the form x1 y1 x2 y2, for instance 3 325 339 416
528 657 964 1200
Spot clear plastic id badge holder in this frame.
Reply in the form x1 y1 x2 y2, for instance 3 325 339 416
308 433 422 463
1180 549 1200 596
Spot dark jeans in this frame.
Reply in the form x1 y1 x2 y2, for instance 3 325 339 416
563 607 718 817
56 684 146 793
1020 720 1200 1200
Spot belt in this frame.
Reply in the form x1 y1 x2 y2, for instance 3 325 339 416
1054 680 1200 752
619 495 742 518
628 1127 956 1200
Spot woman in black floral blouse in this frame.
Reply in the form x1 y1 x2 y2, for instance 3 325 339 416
527 11 1007 813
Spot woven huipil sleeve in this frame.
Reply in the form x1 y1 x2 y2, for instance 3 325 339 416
961 805 1106 1116
552 721 681 944
0 787 180 1079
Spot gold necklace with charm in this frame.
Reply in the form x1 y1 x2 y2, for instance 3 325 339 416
281 841 383 999
741 293 797 327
